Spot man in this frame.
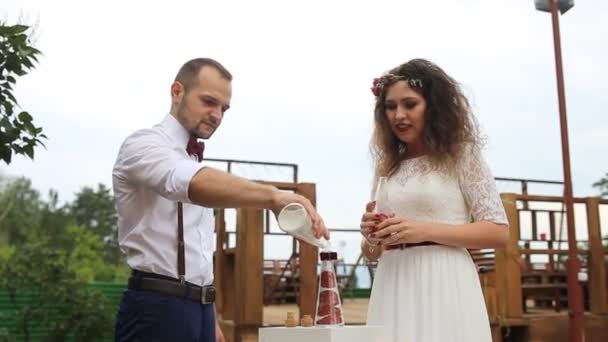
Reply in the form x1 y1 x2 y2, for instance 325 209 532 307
113 58 329 342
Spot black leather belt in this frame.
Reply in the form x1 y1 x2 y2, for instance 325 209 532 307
128 275 215 304
385 241 439 250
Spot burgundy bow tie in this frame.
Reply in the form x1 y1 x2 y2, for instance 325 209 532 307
186 136 204 161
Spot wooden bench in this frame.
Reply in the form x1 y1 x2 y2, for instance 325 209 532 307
263 258 300 304
521 281 569 312
469 248 496 274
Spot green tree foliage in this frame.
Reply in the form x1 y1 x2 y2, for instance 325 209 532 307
0 176 42 244
0 174 130 341
70 184 121 265
0 175 127 282
0 22 46 164
592 172 608 197
0 240 114 341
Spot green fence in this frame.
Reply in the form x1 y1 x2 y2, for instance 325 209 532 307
0 283 125 342
1 283 370 341
342 288 371 299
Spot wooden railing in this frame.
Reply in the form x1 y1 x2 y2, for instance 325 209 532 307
487 193 608 324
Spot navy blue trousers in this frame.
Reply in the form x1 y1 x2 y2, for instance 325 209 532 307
114 289 216 342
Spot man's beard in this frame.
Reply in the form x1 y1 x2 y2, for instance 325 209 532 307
177 103 214 139
190 126 208 139
190 122 215 139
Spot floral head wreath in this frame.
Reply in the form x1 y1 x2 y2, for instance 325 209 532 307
370 74 423 97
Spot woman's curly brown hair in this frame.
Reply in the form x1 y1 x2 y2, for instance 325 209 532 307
371 58 483 178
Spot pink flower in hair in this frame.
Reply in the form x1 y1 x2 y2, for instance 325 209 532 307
371 78 381 96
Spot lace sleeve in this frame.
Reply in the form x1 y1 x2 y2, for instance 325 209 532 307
458 146 508 225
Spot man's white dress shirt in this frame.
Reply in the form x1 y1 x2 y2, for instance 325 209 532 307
112 114 214 286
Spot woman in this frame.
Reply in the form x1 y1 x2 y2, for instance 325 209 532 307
360 58 509 342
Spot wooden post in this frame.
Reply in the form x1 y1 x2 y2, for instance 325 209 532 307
215 209 237 341
585 197 608 314
497 193 523 318
235 207 264 341
296 183 319 320
220 256 236 340
491 324 504 342
215 209 226 314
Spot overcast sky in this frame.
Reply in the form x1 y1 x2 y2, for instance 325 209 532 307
2 1 607 259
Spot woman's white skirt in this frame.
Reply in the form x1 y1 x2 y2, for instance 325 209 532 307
367 245 492 342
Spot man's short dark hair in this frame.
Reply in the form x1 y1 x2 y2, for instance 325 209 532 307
174 58 232 91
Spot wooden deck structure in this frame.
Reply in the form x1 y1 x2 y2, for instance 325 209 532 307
477 193 608 342
213 175 608 342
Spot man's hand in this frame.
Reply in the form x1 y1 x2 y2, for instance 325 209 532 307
216 320 225 342
270 190 330 240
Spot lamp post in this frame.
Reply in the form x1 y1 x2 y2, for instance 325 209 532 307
533 1 584 341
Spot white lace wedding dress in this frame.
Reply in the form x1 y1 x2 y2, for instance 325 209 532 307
366 147 508 342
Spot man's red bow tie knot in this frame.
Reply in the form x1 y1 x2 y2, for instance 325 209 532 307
186 136 204 161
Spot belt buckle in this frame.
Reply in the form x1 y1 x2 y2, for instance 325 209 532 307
201 285 216 304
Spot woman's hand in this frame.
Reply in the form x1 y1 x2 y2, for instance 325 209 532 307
359 201 383 246
372 216 432 246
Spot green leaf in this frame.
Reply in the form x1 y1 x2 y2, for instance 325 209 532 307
18 111 33 123
1 146 12 164
11 117 23 129
5 55 20 73
3 90 17 104
21 47 41 61
7 76 16 83
35 139 46 148
9 25 29 35
24 121 36 135
22 57 34 69
5 127 20 142
0 115 11 127
30 47 42 55
12 144 23 154
13 34 27 47
24 144 34 159
2 101 13 116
